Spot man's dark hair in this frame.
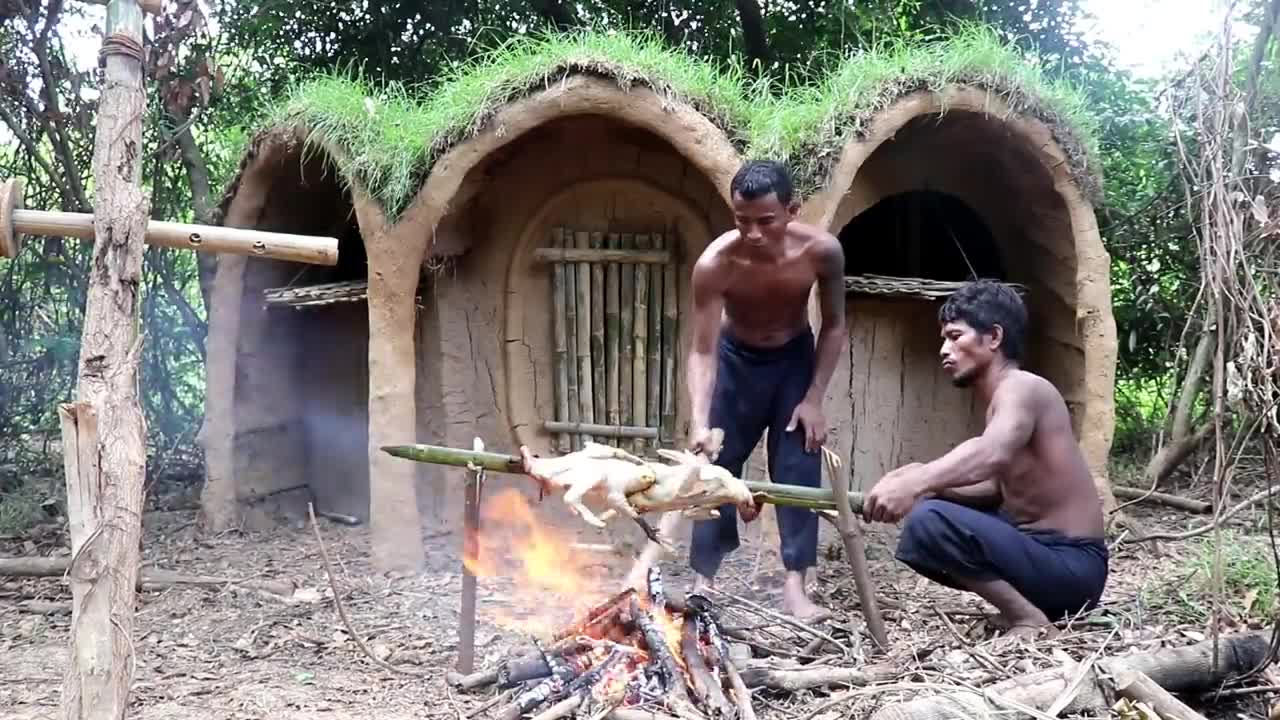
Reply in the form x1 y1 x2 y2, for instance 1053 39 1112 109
938 280 1028 362
730 160 795 206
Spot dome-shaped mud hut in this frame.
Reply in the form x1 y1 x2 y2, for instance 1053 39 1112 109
199 32 1116 571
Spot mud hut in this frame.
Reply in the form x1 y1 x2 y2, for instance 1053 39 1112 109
199 30 1117 572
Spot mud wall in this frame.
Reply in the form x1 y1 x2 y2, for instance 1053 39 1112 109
809 91 1113 492
414 115 732 533
214 145 368 523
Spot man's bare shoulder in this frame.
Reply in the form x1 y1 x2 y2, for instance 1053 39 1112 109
790 222 843 263
691 231 739 287
997 370 1065 411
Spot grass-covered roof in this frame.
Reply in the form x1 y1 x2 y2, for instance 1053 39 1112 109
260 25 1101 222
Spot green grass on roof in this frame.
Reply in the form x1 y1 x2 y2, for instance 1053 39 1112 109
266 30 763 220
260 24 1101 222
758 24 1102 202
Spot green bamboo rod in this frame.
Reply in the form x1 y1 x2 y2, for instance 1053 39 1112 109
379 443 862 513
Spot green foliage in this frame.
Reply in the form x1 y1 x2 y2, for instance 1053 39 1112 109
264 25 1099 221
1145 531 1280 623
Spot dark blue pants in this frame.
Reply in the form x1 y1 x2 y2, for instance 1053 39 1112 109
895 499 1109 620
689 329 822 579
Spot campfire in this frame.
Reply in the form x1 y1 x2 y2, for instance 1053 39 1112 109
453 567 752 720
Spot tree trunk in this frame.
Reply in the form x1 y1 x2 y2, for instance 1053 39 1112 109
170 107 218 318
733 0 770 72
60 1 150 717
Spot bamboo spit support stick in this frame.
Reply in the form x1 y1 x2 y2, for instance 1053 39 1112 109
379 442 864 513
2 179 339 265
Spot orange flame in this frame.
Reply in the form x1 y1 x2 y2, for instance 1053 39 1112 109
463 487 608 636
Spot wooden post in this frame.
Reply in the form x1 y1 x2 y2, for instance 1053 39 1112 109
60 0 149 717
619 234 636 453
562 228 581 451
574 231 594 445
631 234 651 453
589 232 607 444
605 233 621 446
458 439 485 675
646 235 663 446
660 241 678 447
551 229 571 453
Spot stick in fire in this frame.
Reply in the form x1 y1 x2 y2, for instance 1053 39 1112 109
471 566 753 720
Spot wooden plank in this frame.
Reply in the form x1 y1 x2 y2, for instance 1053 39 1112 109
661 237 679 447
619 233 635 454
590 232 607 445
562 228 581 451
646 234 663 445
575 231 594 445
550 230 571 453
543 421 658 439
532 247 671 265
605 233 622 447
632 234 651 453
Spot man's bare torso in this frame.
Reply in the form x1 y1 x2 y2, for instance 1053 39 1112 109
992 371 1104 539
700 223 836 348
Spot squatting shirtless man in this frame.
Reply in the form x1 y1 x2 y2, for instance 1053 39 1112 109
863 281 1108 638
627 159 847 621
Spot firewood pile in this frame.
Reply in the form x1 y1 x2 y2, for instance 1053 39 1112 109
450 568 757 720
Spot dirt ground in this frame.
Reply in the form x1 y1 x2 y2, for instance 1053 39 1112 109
3 472 1279 720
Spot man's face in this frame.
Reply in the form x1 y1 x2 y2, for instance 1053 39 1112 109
731 191 794 247
939 320 998 387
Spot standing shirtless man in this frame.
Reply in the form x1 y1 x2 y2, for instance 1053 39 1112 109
626 160 847 620
863 280 1108 638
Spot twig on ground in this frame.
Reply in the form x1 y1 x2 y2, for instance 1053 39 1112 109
931 607 1009 678
307 502 428 678
1127 485 1280 542
704 587 850 657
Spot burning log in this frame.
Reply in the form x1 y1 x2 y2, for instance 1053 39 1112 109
457 568 756 720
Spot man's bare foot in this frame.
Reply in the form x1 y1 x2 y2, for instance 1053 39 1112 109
782 571 832 622
692 574 715 595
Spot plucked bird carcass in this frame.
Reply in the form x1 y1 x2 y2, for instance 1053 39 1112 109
517 429 752 546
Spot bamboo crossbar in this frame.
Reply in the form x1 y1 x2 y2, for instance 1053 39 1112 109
380 442 863 513
533 247 671 265
543 421 658 439
10 208 339 265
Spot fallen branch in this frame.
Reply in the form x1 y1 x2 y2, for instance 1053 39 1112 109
1113 664 1209 720
738 662 899 691
1113 485 1212 514
870 631 1273 720
307 503 428 678
0 556 296 597
1127 485 1280 542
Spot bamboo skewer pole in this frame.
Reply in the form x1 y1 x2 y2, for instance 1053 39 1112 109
619 233 636 454
575 231 594 445
605 233 622 445
379 443 862 512
646 235 663 447
632 234 651 454
551 230 571 453
589 232 607 446
661 240 679 447
1 179 338 265
562 229 581 451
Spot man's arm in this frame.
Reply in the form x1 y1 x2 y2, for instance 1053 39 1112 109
803 234 847 405
934 479 1003 508
916 379 1038 495
687 251 725 438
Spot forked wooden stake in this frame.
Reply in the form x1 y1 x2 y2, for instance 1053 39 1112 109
0 178 339 265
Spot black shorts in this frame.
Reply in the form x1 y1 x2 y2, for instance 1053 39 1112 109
895 498 1109 620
